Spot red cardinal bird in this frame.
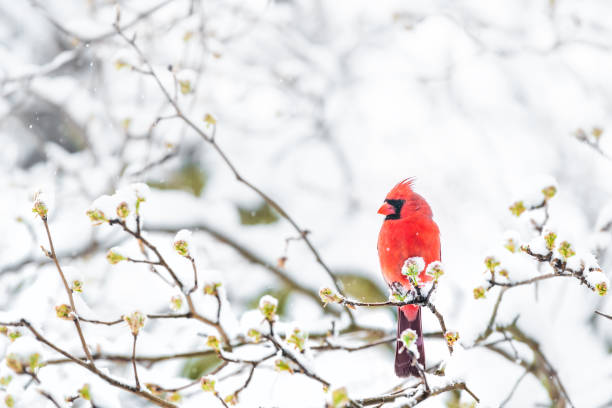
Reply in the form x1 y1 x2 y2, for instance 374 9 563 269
377 178 440 377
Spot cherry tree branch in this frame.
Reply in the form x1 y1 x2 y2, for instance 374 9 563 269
40 218 95 365
113 23 353 326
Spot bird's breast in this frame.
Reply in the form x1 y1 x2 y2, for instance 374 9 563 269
377 217 440 288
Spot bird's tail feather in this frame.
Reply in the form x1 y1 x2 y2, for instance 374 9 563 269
395 307 425 377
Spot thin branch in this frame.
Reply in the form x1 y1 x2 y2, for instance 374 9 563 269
499 369 530 408
187 255 198 294
595 310 612 320
1 320 176 408
147 223 328 313
474 288 506 345
357 381 479 407
41 218 95 365
113 25 353 325
110 219 231 345
132 334 141 389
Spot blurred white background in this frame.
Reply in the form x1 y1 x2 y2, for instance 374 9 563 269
0 0 611 407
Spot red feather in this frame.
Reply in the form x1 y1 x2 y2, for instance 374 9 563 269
377 179 440 377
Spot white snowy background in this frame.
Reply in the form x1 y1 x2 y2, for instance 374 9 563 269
0 0 611 407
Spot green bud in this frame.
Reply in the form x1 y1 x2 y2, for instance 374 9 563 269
544 231 557 251
247 328 262 343
116 201 130 219
55 304 73 320
274 358 293 373
509 201 526 217
595 282 608 296
5 355 23 373
79 384 91 400
179 80 191 95
287 328 307 352
32 200 48 219
473 286 486 300
558 241 575 260
426 261 444 281
106 250 126 265
170 295 182 311
484 256 500 272
445 331 459 347
206 335 220 352
259 295 278 321
331 387 349 408
319 288 342 306
541 186 557 200
400 328 417 349
86 209 108 225
124 311 146 335
592 127 603 140
200 376 216 392
0 374 12 386
72 279 83 293
203 282 221 296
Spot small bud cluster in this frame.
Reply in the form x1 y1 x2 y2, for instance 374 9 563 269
106 247 127 265
399 328 417 349
55 304 73 320
224 394 238 405
319 287 342 307
574 127 604 144
247 328 262 343
87 183 150 226
204 113 216 127
425 261 444 282
200 375 216 392
544 231 557 251
4 337 43 374
32 199 48 219
78 384 91 400
0 327 21 342
557 241 575 260
482 256 506 281
203 282 222 296
509 201 526 217
286 327 307 352
330 387 349 408
170 295 183 311
116 201 130 219
444 331 459 346
124 311 146 335
473 286 486 300
206 335 220 352
259 295 278 321
503 231 521 253
401 257 425 287
274 358 293 373
173 229 192 257
586 270 609 296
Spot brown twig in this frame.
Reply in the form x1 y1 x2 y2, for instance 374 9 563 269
41 218 95 365
110 219 230 345
113 24 353 326
356 381 479 407
2 319 177 407
132 334 141 389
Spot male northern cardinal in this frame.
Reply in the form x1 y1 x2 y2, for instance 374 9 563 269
377 178 440 377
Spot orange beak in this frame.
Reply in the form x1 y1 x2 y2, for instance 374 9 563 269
377 202 395 216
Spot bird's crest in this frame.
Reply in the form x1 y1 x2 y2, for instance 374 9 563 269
386 178 416 200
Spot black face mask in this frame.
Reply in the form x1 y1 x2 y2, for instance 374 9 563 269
384 199 405 220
